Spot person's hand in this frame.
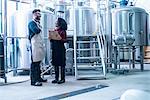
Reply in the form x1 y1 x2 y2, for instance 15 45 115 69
49 30 54 33
48 30 54 40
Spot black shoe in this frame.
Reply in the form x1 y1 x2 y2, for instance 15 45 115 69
57 80 65 84
31 82 42 86
52 80 58 84
39 78 47 82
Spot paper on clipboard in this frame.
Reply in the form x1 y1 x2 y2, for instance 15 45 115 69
49 31 62 40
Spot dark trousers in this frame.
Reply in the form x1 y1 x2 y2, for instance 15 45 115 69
30 61 41 84
54 66 65 81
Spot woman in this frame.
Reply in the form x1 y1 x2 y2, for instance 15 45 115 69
49 18 67 84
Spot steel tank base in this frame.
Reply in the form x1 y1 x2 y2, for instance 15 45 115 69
113 45 144 71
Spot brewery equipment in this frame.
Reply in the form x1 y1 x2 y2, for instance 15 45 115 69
111 5 147 70
75 6 96 35
112 6 147 46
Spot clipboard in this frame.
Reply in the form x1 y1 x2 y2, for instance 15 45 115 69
49 31 62 40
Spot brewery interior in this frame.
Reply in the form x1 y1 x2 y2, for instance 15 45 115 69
0 0 150 100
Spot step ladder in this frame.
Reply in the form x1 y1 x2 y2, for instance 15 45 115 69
74 34 106 79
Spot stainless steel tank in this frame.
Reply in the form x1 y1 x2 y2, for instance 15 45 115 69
75 6 96 35
8 10 55 70
8 11 32 70
40 11 56 64
112 6 148 60
112 6 148 46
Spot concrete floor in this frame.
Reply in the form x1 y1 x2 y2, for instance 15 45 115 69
0 64 150 100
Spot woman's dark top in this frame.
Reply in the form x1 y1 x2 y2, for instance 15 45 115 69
51 28 67 66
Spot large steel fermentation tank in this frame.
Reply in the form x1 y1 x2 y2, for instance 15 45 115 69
8 11 32 70
74 6 96 63
8 10 55 70
112 6 147 45
75 6 96 35
112 6 148 60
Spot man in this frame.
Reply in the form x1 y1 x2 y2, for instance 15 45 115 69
28 9 47 86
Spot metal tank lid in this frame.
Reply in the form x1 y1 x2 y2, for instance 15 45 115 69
111 6 146 13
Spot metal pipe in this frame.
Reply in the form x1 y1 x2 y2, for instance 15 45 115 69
3 0 8 74
114 46 117 69
106 0 112 67
140 46 144 71
132 46 135 69
73 0 78 79
33 0 37 7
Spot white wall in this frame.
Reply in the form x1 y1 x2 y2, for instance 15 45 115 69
135 0 150 13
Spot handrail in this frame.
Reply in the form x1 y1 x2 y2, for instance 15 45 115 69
96 0 107 77
97 33 106 77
